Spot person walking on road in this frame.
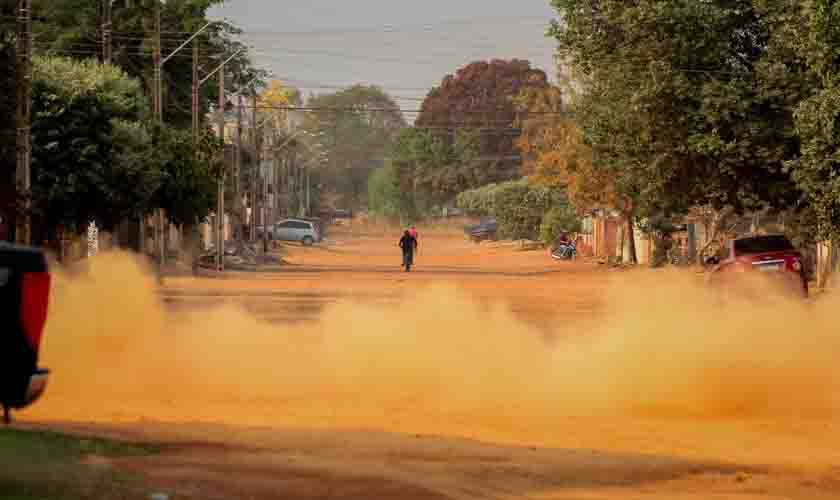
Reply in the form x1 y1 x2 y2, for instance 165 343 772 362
399 229 418 272
409 225 419 256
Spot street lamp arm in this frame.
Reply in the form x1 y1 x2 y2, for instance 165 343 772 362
229 74 266 99
161 21 215 66
200 48 246 86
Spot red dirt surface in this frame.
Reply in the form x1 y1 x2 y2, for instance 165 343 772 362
18 227 840 499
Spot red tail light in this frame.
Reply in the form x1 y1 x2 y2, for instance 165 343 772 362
21 272 50 353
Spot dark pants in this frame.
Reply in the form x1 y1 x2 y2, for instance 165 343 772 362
402 251 414 268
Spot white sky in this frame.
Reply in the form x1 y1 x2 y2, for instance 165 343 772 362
209 1 559 112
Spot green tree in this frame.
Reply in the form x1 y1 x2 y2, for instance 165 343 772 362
0 4 17 234
302 85 406 209
550 0 808 262
31 56 152 234
32 0 263 128
367 161 415 222
788 0 840 242
151 125 220 228
391 127 481 206
540 205 582 245
456 179 577 242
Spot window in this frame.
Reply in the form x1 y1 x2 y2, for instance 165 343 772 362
277 221 295 228
291 221 311 229
734 235 794 255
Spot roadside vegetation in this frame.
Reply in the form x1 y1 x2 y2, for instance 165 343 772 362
2 0 840 281
0 428 158 500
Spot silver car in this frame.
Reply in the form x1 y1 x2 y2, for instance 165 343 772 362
273 218 320 246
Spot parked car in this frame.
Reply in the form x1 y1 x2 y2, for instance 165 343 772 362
0 243 51 424
300 217 326 240
464 217 498 243
274 218 320 246
705 234 808 298
331 209 353 226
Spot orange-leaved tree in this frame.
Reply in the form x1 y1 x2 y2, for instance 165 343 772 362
516 86 639 260
515 86 621 214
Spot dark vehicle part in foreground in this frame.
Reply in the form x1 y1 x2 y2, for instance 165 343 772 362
465 217 498 243
0 244 51 424
705 234 808 299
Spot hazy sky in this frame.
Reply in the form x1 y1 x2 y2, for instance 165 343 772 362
209 1 559 112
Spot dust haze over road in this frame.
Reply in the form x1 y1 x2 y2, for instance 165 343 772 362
21 228 840 499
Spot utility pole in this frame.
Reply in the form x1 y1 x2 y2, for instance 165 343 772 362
235 94 243 243
153 1 162 123
305 162 310 217
298 161 304 217
15 0 32 246
216 71 225 272
101 0 112 65
252 92 261 248
273 147 280 225
150 0 165 274
249 118 257 243
188 47 243 269
191 39 199 138
256 100 267 253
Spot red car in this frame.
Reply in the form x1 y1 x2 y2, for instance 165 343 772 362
705 234 808 298
1 243 51 424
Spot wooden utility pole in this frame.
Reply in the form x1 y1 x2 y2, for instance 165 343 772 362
252 93 262 247
150 0 165 273
15 0 31 246
101 0 112 64
307 162 312 217
152 1 162 123
235 94 243 243
191 39 199 138
216 71 225 272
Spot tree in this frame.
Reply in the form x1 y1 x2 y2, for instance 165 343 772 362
417 60 550 185
32 0 262 128
788 0 840 242
258 79 300 137
456 179 577 242
31 56 152 235
515 86 619 214
549 0 808 262
390 127 482 206
367 161 415 223
301 85 406 209
0 4 17 237
152 125 220 228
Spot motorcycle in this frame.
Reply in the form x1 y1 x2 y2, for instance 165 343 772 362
551 242 577 261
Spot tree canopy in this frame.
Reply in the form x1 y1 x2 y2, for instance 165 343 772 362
32 0 264 128
30 56 219 236
0 7 18 228
390 127 481 206
417 59 550 185
301 85 406 209
549 0 807 221
789 0 840 241
31 56 150 232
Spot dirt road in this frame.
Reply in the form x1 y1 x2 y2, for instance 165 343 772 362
20 227 840 499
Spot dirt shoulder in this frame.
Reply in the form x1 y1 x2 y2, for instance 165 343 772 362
20 228 840 499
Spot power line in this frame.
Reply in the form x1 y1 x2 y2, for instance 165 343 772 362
200 16 552 38
250 104 567 115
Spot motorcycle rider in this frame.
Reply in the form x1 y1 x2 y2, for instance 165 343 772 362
553 232 576 260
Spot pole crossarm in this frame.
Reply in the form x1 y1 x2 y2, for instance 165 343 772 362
200 49 246 86
161 21 215 66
